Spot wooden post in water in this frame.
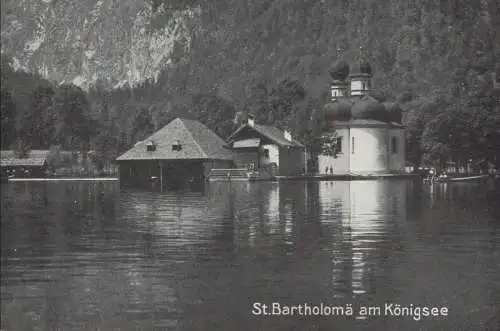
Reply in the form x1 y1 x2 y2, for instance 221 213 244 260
160 162 164 192
149 162 153 190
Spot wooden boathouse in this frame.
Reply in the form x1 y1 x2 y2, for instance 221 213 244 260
116 118 234 190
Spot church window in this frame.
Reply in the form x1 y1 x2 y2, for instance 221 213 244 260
391 137 398 154
336 137 343 153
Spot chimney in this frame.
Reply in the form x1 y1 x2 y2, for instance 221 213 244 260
248 114 255 127
284 129 292 142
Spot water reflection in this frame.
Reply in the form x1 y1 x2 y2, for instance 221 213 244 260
318 181 407 298
1 180 498 330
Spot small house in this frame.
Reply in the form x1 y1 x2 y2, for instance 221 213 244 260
227 116 306 176
0 150 50 178
116 118 233 190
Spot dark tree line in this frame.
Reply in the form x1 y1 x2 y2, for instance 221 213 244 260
403 65 500 169
2 60 499 172
1 72 96 152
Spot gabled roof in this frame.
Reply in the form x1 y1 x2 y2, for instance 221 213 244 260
116 118 233 161
228 123 304 148
0 150 49 167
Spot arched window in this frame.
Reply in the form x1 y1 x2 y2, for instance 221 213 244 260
336 137 343 154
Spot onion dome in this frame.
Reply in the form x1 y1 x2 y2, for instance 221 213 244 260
324 100 353 121
369 91 388 102
329 60 350 81
383 102 403 123
351 95 389 122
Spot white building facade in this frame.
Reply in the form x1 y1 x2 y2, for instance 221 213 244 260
318 122 405 175
318 60 406 175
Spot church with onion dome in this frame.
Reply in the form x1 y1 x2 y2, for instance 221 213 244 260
318 59 406 175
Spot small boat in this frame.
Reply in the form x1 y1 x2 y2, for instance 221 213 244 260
436 174 490 183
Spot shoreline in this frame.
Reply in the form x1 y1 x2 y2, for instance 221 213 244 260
210 173 421 182
7 177 119 182
273 173 420 181
8 173 495 183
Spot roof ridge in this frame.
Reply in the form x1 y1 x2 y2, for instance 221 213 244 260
227 123 246 141
254 124 294 147
228 122 304 147
178 118 208 158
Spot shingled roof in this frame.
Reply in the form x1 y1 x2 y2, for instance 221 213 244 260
0 150 50 167
116 118 233 161
228 123 304 148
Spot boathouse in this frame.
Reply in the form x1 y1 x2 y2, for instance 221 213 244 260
227 116 306 176
0 150 50 178
318 60 406 175
116 118 233 190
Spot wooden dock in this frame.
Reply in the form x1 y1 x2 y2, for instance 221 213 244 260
207 168 273 182
207 169 420 182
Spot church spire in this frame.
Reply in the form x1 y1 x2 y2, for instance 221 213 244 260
349 46 372 97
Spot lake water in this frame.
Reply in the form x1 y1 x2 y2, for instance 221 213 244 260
1 180 499 331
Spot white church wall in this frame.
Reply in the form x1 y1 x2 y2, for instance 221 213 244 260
388 128 406 171
349 127 389 173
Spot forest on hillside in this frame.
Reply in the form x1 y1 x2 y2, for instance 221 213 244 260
1 0 500 170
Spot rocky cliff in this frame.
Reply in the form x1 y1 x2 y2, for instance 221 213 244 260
1 0 198 89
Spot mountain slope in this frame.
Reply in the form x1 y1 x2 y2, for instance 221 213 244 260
1 0 199 89
2 0 499 99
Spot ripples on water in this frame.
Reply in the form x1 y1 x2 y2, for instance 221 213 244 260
1 180 499 330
